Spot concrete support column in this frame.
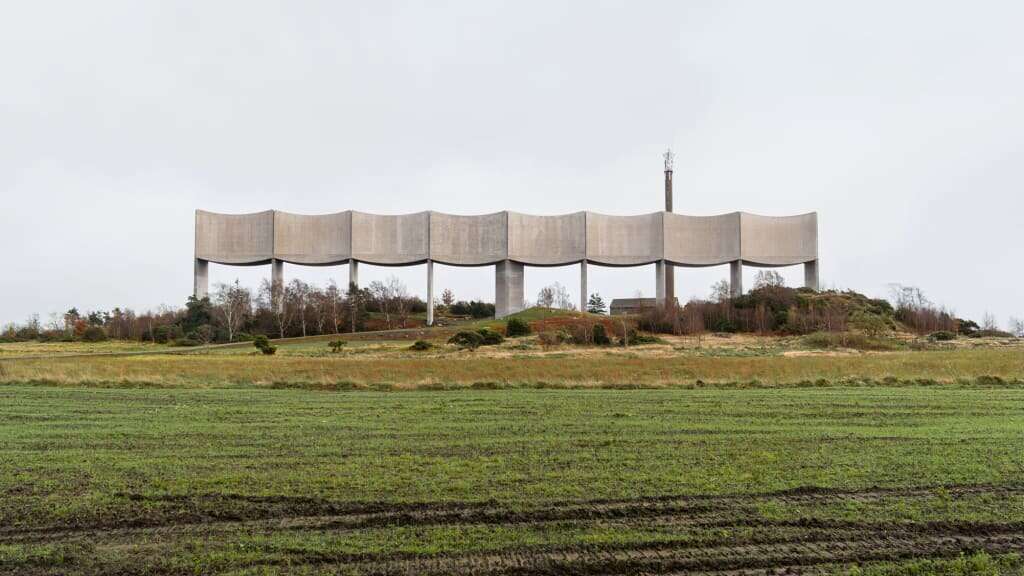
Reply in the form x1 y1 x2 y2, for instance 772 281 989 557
580 260 588 312
348 260 359 290
495 260 524 318
804 260 819 291
655 260 667 307
271 259 284 288
730 260 743 298
426 260 434 326
194 258 209 299
665 263 675 307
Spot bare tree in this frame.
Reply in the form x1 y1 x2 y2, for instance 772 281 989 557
982 312 998 332
287 279 313 337
259 278 296 338
213 280 252 342
387 276 411 328
753 270 784 289
324 280 343 334
710 279 730 303
536 286 555 307
441 288 455 307
1010 317 1024 338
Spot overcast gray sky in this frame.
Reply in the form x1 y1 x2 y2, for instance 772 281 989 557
2 1 1022 327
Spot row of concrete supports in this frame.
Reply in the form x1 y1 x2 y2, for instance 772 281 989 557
194 258 820 323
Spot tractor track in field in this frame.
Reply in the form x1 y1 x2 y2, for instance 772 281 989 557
3 484 1023 575
2 483 1022 545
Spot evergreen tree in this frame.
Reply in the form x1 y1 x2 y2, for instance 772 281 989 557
587 293 607 315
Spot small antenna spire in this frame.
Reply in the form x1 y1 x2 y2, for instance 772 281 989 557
663 148 674 172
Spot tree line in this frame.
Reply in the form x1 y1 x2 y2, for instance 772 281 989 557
0 276 494 345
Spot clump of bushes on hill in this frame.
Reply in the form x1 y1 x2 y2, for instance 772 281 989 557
929 330 956 342
328 340 346 352
802 331 899 351
506 318 531 337
448 331 485 349
448 300 495 319
253 335 276 355
476 328 505 345
409 340 433 351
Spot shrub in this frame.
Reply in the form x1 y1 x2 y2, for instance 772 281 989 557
328 340 346 352
174 337 202 347
409 340 433 351
81 326 108 342
802 331 897 351
537 330 568 347
253 335 277 355
506 318 531 337
235 332 255 342
448 331 485 349
928 330 956 341
592 323 611 345
476 328 505 346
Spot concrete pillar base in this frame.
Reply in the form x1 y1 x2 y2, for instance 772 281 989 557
194 259 209 299
730 260 743 298
426 260 434 326
580 260 588 312
804 260 819 291
495 260 524 318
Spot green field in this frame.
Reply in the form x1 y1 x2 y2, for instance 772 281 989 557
2 383 1024 574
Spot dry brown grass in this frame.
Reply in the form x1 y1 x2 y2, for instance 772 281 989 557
2 345 1022 388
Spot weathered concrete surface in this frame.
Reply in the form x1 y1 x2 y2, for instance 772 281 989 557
740 212 817 266
804 259 819 291
430 212 507 265
195 209 820 302
730 260 743 297
663 212 741 266
495 260 524 318
197 209 816 268
271 259 284 287
508 212 586 265
580 261 588 312
426 260 434 326
585 212 663 266
349 260 359 288
274 211 351 265
351 211 429 265
195 210 274 264
194 259 209 299
655 260 667 306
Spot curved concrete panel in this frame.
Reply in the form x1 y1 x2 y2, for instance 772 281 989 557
740 212 817 266
195 210 274 264
585 212 663 266
274 211 351 265
429 212 507 266
663 212 740 266
508 212 586 266
351 211 429 265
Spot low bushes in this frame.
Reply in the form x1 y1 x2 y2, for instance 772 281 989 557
476 328 505 346
506 318 531 337
253 335 277 355
448 331 485 349
328 340 346 352
929 330 956 342
802 331 898 351
409 340 433 351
